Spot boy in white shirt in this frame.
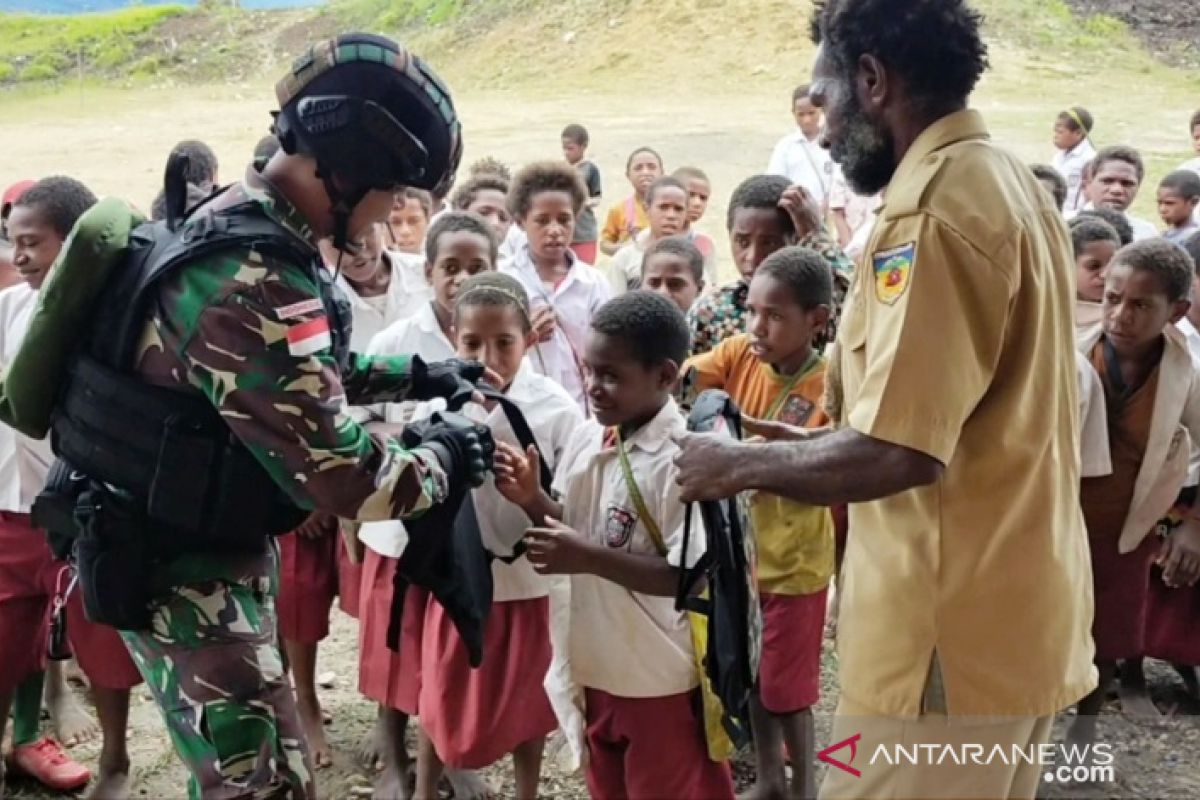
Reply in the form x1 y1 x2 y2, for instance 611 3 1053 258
767 84 834 210
495 292 734 800
1080 145 1160 241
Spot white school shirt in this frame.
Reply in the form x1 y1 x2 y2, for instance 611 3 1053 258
552 397 705 698
828 166 882 236
766 128 834 207
1052 139 1096 214
357 301 456 558
0 283 54 513
1075 351 1111 479
1179 157 1200 224
499 226 527 263
500 245 610 412
1176 317 1200 485
1127 213 1160 242
336 250 431 352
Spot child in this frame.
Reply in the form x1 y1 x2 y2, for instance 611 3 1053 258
1030 163 1068 212
562 124 604 265
682 246 834 800
607 176 690 295
1051 106 1095 214
672 167 716 276
150 139 219 221
359 211 498 800
1070 216 1121 331
1076 206 1134 247
388 187 434 255
767 84 833 210
501 161 611 413
641 235 705 314
452 171 514 253
1178 110 1200 177
828 164 882 248
1157 170 1200 245
687 174 851 356
0 177 142 797
1069 239 1200 750
1081 146 1158 241
414 272 581 800
494 291 735 800
600 147 663 256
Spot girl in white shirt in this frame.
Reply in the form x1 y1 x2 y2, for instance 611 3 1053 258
1051 106 1097 214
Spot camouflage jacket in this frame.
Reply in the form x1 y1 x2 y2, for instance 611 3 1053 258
134 174 448 534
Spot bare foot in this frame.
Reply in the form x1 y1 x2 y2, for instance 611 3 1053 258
373 762 414 800
444 769 494 800
1172 663 1200 700
296 694 333 769
87 764 130 800
358 712 386 770
63 659 90 689
47 685 99 747
1117 665 1161 720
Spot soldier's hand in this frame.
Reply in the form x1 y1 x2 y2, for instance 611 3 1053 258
411 357 488 402
416 418 495 490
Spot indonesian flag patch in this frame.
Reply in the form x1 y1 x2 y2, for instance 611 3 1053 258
286 316 332 357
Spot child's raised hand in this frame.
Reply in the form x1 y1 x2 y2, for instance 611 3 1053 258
531 305 557 343
741 414 814 442
493 441 541 508
525 518 592 575
1158 521 1200 587
779 184 823 239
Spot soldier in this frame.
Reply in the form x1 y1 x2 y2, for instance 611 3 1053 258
44 33 491 800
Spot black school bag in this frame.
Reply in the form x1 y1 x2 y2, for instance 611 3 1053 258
678 389 763 750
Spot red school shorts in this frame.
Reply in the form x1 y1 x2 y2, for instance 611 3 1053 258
357 548 424 714
758 589 826 714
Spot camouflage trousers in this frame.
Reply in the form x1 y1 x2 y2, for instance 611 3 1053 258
121 551 314 800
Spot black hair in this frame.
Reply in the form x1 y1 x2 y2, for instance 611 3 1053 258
454 271 532 333
425 210 498 266
254 135 281 163
625 146 664 174
399 187 434 219
672 166 710 186
1056 107 1094 135
1075 207 1134 247
1029 164 1067 210
561 124 590 148
1068 217 1120 257
792 84 812 104
451 172 510 212
1159 170 1200 201
810 0 988 117
1110 239 1193 303
1183 233 1200 277
646 176 688 207
726 174 793 233
507 160 588 219
169 140 219 187
468 156 511 183
591 291 690 368
13 176 97 238
754 246 833 309
1190 110 1200 133
1092 145 1145 185
642 235 705 285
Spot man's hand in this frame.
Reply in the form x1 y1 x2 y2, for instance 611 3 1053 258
494 441 542 510
672 431 752 502
741 414 818 442
1158 521 1200 588
779 184 822 240
531 306 556 344
413 418 495 489
295 510 336 539
525 518 595 575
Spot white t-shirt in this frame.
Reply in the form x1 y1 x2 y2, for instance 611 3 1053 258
1052 139 1096 214
553 397 705 698
1127 213 1159 242
0 283 55 513
828 166 882 237
767 129 834 207
336 250 430 351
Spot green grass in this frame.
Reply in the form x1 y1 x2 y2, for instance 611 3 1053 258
0 6 186 83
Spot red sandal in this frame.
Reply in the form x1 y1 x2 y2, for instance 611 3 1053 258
9 736 92 791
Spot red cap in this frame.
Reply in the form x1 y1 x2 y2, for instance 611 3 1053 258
2 179 37 214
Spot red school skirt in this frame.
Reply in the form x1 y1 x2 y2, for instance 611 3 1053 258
276 530 339 644
357 548 424 714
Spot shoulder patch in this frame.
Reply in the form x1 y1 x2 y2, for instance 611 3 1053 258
286 316 332 357
872 242 916 305
275 298 325 320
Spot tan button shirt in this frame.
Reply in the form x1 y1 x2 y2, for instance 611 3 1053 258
836 110 1097 717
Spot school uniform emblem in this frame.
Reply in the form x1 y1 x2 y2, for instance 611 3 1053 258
605 505 636 548
872 242 916 305
776 396 815 427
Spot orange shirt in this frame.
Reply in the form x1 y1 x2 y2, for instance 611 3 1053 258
601 195 650 248
684 334 833 594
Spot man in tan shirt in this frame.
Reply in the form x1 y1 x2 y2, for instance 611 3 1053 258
674 1 1097 797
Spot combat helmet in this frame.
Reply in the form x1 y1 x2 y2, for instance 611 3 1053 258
272 32 462 248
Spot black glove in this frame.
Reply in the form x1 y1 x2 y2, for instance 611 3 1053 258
410 357 486 403
405 413 495 490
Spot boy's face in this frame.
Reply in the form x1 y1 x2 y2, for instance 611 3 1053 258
647 186 688 239
643 252 702 313
583 330 676 429
1157 187 1198 228
390 196 429 255
1088 160 1141 212
729 207 793 281
519 190 576 267
425 230 494 314
455 303 534 390
341 223 385 285
793 96 822 140
562 137 584 165
1102 262 1188 354
6 204 63 291
746 272 828 369
627 153 662 196
683 179 711 223
1052 119 1083 151
466 188 513 245
1075 239 1116 303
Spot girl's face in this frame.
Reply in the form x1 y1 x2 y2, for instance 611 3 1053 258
1053 119 1083 151
1075 239 1117 303
466 189 513 245
390 196 430 255
455 303 535 390
683 178 711 224
627 152 663 196
520 190 576 268
6 204 64 291
341 223 385 285
425 230 494 314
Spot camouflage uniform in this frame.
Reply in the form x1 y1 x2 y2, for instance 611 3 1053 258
120 175 448 800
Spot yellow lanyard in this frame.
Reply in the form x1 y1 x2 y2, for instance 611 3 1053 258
763 351 822 421
613 428 666 556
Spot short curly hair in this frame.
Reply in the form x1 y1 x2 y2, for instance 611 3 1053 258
468 156 511 183
507 161 587 220
1110 239 1194 303
1029 164 1067 210
642 235 705 285
13 176 97 238
591 291 690 368
810 0 988 114
451 172 510 212
754 246 833 309
1075 207 1134 247
1091 145 1145 185
1068 217 1120 257
1160 169 1200 201
168 139 219 186
425 210 498 266
726 174 793 233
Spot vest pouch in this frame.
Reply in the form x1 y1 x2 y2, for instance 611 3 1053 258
74 484 153 631
146 413 219 534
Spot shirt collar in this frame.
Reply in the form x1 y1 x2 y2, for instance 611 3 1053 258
610 397 682 455
880 109 989 220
